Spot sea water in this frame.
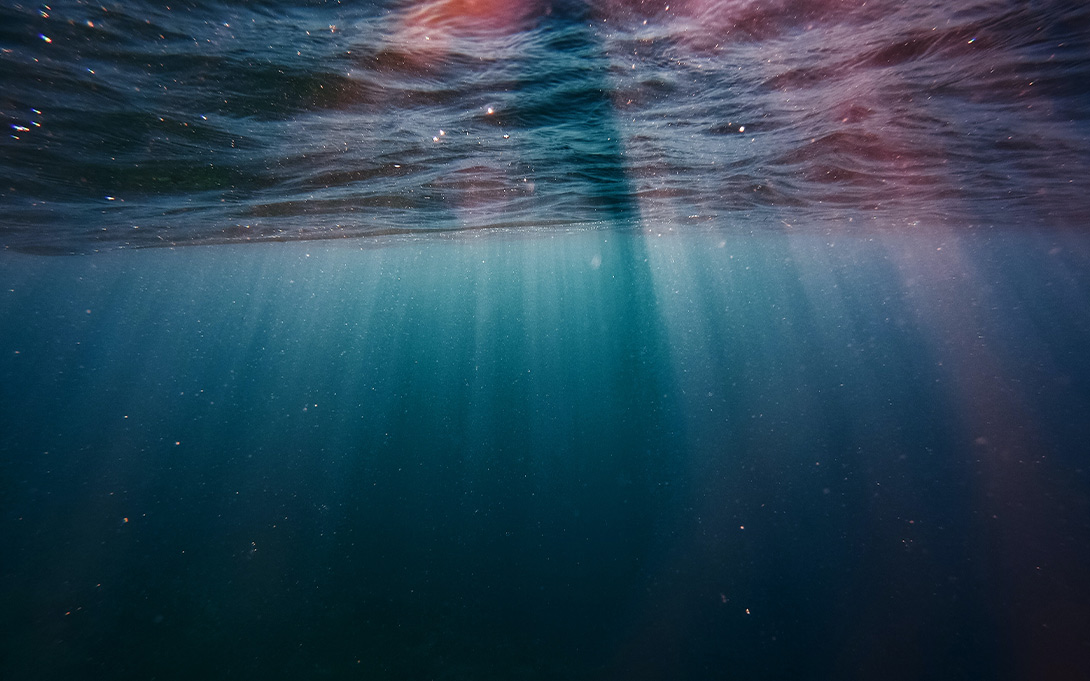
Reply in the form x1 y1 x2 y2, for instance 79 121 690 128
2 1 1090 680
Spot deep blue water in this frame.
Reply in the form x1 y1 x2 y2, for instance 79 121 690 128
2 1 1090 680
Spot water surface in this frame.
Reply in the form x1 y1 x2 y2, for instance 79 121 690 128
2 0 1088 251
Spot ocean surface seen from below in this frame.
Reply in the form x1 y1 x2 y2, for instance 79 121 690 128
1 0 1089 252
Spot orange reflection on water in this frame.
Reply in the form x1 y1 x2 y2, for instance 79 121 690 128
394 0 544 65
403 0 542 31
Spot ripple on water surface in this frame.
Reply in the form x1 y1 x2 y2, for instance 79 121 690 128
1 0 1088 253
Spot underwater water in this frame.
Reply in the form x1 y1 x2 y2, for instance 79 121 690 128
2 1 1090 679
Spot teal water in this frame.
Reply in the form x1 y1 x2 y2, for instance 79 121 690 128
3 225 1089 679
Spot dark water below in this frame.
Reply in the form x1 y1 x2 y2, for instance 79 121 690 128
2 1 1090 680
3 227 1090 680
